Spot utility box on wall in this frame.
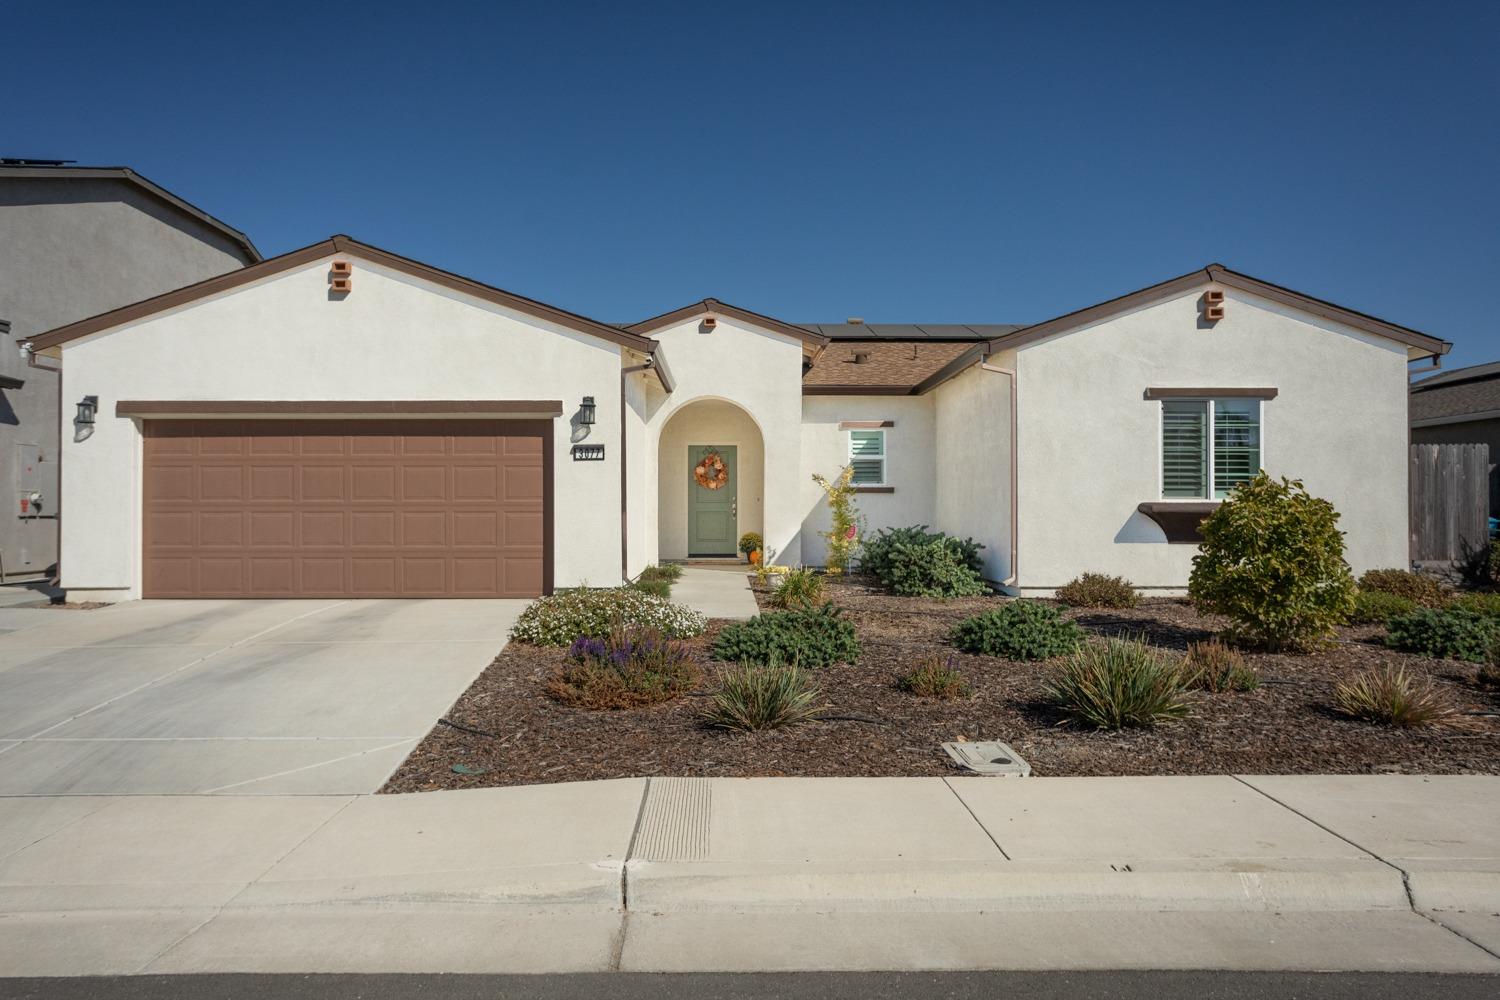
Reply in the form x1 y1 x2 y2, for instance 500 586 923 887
9 443 58 573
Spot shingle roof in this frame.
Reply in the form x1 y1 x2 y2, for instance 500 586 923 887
1410 362 1500 423
801 340 976 393
799 323 1025 341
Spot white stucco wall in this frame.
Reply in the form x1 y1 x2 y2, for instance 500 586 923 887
60 253 626 598
656 399 764 560
1014 284 1411 593
932 362 1014 583
643 316 806 565
798 395 937 568
623 368 661 578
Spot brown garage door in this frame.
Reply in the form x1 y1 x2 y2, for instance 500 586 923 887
142 419 551 598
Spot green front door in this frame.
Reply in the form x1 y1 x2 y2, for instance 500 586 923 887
688 445 737 557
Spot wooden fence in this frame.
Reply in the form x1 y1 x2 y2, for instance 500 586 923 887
1410 443 1490 564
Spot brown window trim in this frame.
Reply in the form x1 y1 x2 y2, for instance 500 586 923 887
115 400 564 417
1136 501 1220 543
853 486 895 494
838 420 895 430
1143 387 1278 400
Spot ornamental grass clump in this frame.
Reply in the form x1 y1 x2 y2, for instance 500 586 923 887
1384 607 1500 663
1182 639 1260 693
770 567 826 610
1333 666 1453 728
702 658 825 732
1188 474 1356 651
546 626 701 710
1046 637 1191 730
859 525 986 598
898 654 971 700
509 588 707 646
711 604 860 668
950 600 1082 660
1356 568 1449 608
1349 589 1419 626
1056 573 1140 609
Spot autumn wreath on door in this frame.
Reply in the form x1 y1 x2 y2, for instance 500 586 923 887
694 450 730 490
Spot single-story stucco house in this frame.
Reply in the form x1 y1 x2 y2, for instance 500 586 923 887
24 236 1450 601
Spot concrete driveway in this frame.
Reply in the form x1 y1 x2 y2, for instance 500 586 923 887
0 599 523 795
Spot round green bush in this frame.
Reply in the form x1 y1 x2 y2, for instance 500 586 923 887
1349 589 1419 625
1357 569 1449 608
860 525 986 598
1384 607 1500 663
509 588 707 646
1189 474 1356 650
711 604 861 668
1447 591 1500 618
950 600 1082 660
1056 573 1140 609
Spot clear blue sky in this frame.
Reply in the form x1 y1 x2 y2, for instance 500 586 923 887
10 1 1498 366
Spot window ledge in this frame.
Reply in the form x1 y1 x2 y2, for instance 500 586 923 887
1136 501 1220 544
854 486 894 494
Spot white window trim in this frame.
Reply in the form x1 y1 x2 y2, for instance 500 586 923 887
1158 397 1263 501
848 428 888 487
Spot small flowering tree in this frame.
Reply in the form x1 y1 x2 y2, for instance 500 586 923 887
811 466 864 574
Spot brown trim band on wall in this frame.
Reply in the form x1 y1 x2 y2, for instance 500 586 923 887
1136 501 1220 544
1143 387 1278 400
838 420 895 430
802 386 915 396
853 486 895 494
116 400 564 417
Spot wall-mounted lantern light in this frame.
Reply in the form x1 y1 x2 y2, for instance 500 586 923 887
76 395 98 426
579 395 597 425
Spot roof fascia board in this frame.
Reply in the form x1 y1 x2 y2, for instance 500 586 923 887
629 298 829 358
1410 409 1500 429
29 236 658 356
1 166 260 261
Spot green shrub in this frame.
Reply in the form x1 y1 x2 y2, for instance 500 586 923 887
628 577 672 599
858 525 986 598
1447 591 1500 618
1183 640 1260 692
1385 607 1500 662
1349 589 1419 625
639 563 683 583
1056 573 1140 609
702 659 824 731
770 567 826 610
1334 666 1452 728
951 600 1082 660
898 655 971 699
738 532 763 558
1046 637 1191 730
510 588 708 646
1357 569 1449 608
1189 474 1356 650
546 627 701 709
711 604 861 668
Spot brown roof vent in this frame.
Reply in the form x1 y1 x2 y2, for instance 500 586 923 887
846 317 865 325
851 351 871 364
702 315 718 330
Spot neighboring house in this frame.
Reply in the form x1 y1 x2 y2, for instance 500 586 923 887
25 235 1449 601
1411 361 1500 514
0 161 259 581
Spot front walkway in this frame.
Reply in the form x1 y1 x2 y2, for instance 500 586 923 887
1 775 1496 975
670 564 760 619
0 598 523 795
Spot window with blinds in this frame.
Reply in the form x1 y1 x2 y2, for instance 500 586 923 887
848 429 886 485
1161 398 1261 499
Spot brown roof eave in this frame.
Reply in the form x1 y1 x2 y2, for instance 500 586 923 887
628 298 829 357
28 235 658 356
983 265 1452 360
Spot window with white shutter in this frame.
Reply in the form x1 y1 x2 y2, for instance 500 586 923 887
848 429 886 485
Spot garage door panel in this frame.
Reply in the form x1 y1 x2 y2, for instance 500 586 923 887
143 419 550 598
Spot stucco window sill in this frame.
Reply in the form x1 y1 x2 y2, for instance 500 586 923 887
854 486 895 494
1136 501 1220 544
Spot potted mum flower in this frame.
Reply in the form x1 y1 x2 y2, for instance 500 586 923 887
738 532 764 565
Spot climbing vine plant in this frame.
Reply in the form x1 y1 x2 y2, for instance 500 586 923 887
811 465 865 574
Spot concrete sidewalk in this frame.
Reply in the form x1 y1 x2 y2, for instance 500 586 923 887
668 565 759 619
0 775 1497 975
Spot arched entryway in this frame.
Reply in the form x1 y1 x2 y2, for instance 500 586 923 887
656 398 765 560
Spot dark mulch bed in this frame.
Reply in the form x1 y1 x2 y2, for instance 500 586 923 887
381 576 1500 791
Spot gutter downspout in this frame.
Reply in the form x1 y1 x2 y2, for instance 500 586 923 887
24 345 63 590
980 361 1018 589
620 360 655 582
